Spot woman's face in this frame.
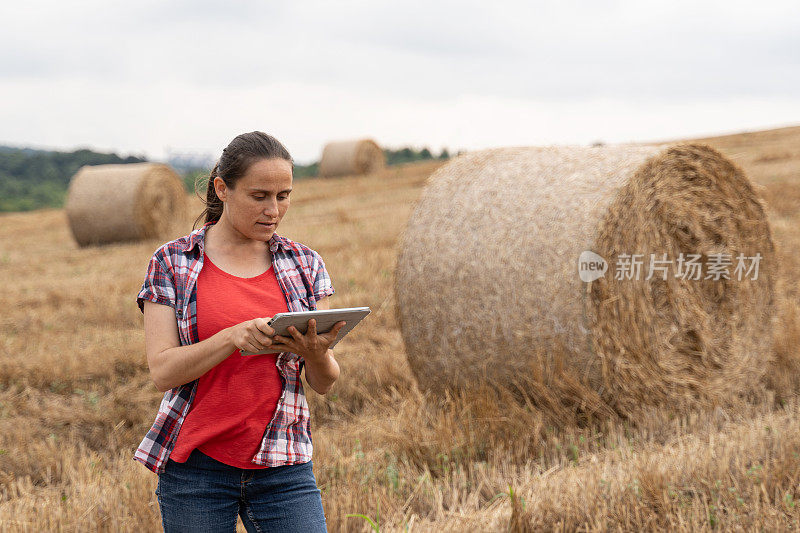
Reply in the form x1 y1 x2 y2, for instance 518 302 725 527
214 157 293 241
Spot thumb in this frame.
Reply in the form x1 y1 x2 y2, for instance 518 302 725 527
323 321 347 342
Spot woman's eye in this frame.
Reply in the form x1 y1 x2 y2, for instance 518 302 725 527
252 194 288 200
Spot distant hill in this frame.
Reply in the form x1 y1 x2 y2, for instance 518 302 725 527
0 146 147 212
0 143 451 213
178 146 452 194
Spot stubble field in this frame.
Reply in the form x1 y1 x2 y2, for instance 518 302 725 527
2 125 800 531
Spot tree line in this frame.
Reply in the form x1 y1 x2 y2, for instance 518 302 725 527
0 147 146 212
0 145 450 213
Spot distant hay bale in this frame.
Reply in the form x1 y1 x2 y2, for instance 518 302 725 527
319 139 385 177
65 162 187 247
394 143 777 416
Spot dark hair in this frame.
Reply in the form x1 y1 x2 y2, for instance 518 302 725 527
193 131 294 229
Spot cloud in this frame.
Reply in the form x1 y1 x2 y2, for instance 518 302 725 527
2 0 798 98
0 1 798 158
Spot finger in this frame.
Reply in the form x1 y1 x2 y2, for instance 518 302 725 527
308 319 317 337
242 340 265 353
329 321 347 337
247 326 272 346
269 343 293 352
319 321 346 344
272 335 295 347
252 330 273 345
287 326 304 341
254 318 275 337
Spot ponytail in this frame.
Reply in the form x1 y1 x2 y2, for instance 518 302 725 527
192 162 224 229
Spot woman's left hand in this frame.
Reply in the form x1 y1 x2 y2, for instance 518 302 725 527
270 319 346 362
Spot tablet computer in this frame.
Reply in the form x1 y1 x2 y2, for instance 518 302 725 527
239 306 371 356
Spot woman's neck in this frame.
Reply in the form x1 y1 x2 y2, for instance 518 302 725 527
205 218 270 258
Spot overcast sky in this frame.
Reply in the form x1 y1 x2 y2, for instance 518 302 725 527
1 0 798 164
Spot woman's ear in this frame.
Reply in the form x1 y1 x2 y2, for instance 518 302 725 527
213 176 227 201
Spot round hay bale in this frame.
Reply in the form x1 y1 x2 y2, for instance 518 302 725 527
394 143 777 415
319 139 385 177
65 162 187 247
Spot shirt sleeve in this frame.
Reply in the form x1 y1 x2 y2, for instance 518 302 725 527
311 251 335 301
136 249 177 314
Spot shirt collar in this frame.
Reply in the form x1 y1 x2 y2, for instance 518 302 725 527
182 220 289 254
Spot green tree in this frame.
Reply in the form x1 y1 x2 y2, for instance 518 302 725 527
0 146 147 213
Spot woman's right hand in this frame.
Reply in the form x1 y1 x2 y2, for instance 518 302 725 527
227 317 276 354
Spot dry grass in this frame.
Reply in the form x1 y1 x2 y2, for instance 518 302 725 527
0 126 799 531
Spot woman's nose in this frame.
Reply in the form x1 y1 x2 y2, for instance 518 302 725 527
263 199 279 217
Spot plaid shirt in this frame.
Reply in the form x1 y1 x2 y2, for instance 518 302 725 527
133 220 335 474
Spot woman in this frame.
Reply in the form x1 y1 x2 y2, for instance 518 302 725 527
134 131 346 532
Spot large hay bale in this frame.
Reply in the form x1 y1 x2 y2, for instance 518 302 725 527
394 143 777 415
318 139 385 177
65 162 187 247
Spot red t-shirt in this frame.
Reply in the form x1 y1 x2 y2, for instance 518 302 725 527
170 251 288 468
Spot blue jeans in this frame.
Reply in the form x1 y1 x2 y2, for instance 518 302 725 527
155 449 327 532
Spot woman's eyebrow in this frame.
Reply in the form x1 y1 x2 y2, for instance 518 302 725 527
249 188 293 193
